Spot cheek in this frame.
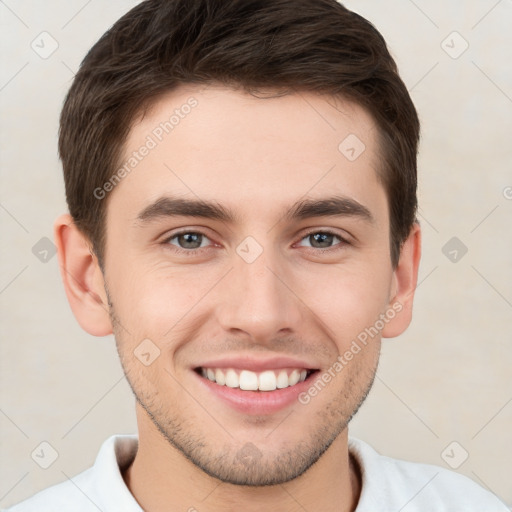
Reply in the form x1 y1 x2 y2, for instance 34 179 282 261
107 262 220 340
298 263 392 343
106 236 393 349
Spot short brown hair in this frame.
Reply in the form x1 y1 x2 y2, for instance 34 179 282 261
59 0 419 268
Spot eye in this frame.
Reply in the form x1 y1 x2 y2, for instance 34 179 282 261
297 230 347 250
162 229 349 256
165 231 212 251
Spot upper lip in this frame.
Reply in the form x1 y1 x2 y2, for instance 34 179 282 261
193 356 320 372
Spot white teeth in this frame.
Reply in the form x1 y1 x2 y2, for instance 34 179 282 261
239 370 259 390
199 367 311 391
288 369 300 386
225 369 239 388
258 370 277 391
215 368 226 386
276 370 289 388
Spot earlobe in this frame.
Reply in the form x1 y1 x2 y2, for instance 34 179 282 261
382 222 421 338
54 214 113 337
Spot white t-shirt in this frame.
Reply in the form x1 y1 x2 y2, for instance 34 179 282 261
4 435 509 511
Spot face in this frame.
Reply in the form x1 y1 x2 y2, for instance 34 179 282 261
101 84 398 485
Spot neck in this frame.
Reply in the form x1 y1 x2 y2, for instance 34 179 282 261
123 407 361 512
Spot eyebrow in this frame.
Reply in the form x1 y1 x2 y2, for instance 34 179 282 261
136 195 374 225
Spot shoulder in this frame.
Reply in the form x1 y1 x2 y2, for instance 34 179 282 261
349 437 509 512
4 435 140 512
4 468 97 512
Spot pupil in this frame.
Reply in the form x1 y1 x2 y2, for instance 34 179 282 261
181 233 201 248
312 233 332 248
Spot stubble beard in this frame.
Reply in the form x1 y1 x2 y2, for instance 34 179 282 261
108 298 378 486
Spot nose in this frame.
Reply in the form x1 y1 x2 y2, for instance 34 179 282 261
215 248 303 345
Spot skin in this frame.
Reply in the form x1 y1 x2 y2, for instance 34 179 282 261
55 84 421 512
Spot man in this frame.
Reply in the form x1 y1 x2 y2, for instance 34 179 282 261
7 0 508 510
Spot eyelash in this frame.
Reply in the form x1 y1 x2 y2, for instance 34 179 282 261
162 229 350 256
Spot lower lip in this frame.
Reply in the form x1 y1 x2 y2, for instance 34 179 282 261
193 370 319 415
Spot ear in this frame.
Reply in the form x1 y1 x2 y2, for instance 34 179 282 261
54 214 113 337
381 222 421 338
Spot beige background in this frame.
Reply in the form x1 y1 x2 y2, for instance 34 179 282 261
1 0 511 508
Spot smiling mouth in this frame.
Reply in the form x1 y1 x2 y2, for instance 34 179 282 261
194 367 319 392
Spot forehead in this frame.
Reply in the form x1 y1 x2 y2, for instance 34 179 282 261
110 84 386 227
